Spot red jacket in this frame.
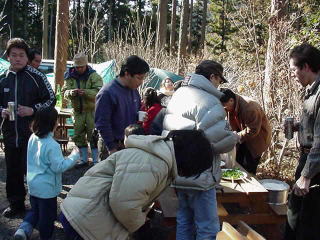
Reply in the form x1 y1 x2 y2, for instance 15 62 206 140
141 103 163 133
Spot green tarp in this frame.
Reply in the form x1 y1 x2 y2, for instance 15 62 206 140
46 60 116 91
0 58 183 91
92 60 116 85
0 58 10 75
142 68 184 90
95 65 183 90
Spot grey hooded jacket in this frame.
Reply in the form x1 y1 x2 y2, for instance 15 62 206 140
162 73 238 190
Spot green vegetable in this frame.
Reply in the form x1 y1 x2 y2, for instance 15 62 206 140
222 168 244 179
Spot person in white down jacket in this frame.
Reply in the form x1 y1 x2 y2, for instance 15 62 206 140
162 60 239 240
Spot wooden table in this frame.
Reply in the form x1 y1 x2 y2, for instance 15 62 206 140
54 108 73 152
217 163 286 225
161 163 287 240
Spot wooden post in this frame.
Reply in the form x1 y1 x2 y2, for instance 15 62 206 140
54 0 70 90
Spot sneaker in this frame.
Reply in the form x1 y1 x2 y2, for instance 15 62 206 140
14 229 27 240
2 206 25 218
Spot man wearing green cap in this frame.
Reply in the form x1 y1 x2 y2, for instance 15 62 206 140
62 52 103 166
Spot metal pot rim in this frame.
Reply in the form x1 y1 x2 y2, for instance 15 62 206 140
259 179 290 191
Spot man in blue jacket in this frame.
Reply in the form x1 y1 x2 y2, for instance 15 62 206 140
95 55 149 159
0 38 56 217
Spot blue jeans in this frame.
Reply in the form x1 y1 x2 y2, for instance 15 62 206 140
176 188 220 240
19 195 57 240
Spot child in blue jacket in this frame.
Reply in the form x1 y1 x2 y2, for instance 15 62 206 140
14 107 80 240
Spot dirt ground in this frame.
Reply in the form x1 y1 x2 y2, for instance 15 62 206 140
0 146 91 240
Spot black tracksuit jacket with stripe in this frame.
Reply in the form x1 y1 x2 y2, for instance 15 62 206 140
0 65 56 147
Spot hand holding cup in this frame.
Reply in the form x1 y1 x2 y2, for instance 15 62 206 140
138 111 148 122
1 109 10 119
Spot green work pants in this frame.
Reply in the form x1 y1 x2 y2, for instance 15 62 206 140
73 111 95 148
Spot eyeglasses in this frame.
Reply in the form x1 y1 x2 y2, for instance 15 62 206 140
218 76 225 84
211 73 224 84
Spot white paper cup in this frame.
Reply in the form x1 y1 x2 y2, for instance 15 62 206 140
138 111 147 122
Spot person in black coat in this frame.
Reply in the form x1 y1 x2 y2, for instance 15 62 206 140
0 38 56 217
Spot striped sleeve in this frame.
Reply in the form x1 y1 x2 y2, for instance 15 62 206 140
26 66 56 111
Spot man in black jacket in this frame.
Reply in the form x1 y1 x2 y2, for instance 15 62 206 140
284 43 320 240
0 38 56 217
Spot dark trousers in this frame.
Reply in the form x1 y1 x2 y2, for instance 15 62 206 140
284 153 320 240
4 144 27 208
97 136 124 161
236 143 260 174
23 195 57 240
59 212 84 240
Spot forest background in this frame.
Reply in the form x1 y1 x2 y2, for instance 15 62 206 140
0 0 320 182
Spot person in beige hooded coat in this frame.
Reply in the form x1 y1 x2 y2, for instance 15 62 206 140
60 130 214 240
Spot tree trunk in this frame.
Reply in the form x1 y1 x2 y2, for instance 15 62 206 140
23 0 29 39
136 0 142 18
42 0 49 59
156 0 168 50
76 0 81 24
169 0 177 56
48 1 55 59
221 0 225 51
54 0 70 90
4 0 14 37
188 0 193 54
199 0 208 51
11 1 15 37
177 0 189 75
108 0 115 42
264 0 288 110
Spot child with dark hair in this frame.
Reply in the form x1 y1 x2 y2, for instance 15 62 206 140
14 108 80 240
141 87 163 133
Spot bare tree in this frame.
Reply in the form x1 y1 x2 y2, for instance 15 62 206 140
199 0 208 51
170 0 177 56
156 0 168 50
264 0 288 110
108 0 115 42
0 0 8 36
188 0 193 54
54 0 70 89
69 4 104 62
177 0 189 75
42 0 49 59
